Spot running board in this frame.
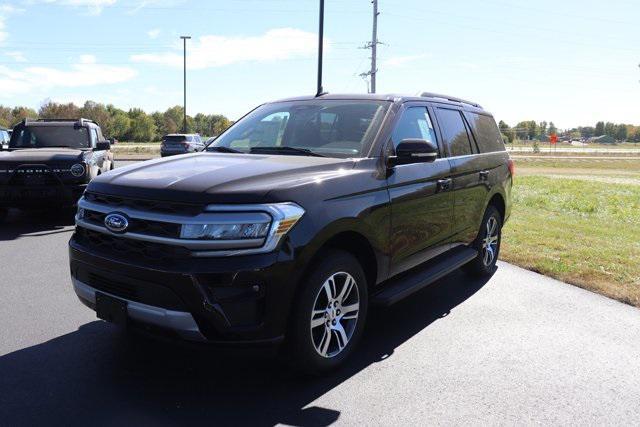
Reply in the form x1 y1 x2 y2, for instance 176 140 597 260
371 246 478 307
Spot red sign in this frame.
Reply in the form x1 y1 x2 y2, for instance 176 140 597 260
550 134 558 144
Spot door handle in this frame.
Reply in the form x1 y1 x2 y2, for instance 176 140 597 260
479 170 490 181
437 178 452 192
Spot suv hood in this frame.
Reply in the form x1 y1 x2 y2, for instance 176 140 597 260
0 148 86 164
88 153 357 204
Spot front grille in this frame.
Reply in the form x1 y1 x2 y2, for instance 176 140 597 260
84 191 204 216
83 209 181 239
7 167 61 186
74 265 187 311
76 227 191 260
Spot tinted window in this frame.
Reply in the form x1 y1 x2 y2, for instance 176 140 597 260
10 126 89 149
464 112 504 153
212 100 389 159
435 108 473 157
391 107 437 149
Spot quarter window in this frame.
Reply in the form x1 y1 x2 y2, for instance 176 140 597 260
391 107 437 149
435 108 473 157
464 112 505 153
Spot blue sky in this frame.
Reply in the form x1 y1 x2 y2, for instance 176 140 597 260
0 0 638 128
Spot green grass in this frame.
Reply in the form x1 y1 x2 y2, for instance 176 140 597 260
501 175 640 307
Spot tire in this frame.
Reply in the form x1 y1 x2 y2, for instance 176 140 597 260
0 208 7 223
287 250 368 374
463 205 502 277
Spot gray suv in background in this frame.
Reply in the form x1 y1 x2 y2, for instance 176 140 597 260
160 133 204 157
0 128 9 150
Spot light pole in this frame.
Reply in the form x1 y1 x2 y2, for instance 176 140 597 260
180 35 191 133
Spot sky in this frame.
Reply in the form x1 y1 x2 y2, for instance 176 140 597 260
0 0 638 129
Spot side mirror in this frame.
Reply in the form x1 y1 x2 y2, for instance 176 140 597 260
389 139 438 166
94 141 111 151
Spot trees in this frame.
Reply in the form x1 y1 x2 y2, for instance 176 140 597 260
0 100 230 142
615 124 628 142
595 122 605 136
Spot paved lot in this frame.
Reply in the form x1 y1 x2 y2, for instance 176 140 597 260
1 201 640 425
0 162 640 425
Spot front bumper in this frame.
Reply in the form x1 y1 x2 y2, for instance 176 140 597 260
69 233 298 345
0 183 86 207
73 278 207 341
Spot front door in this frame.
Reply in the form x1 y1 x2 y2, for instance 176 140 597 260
386 105 454 276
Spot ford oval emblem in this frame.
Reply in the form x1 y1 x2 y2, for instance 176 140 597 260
104 213 129 233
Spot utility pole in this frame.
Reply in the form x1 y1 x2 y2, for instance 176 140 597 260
180 35 191 133
370 0 379 93
316 0 325 96
360 0 381 93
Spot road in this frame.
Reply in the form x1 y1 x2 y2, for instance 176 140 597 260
1 196 640 425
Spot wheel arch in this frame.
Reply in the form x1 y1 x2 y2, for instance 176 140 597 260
487 192 505 222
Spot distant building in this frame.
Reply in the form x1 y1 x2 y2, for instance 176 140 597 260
588 135 615 144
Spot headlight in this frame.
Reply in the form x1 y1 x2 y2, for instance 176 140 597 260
183 202 305 251
70 163 86 177
181 222 271 240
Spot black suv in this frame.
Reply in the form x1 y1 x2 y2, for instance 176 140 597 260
69 93 513 372
0 118 113 218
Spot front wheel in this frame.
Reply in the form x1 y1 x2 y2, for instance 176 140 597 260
464 205 502 277
288 250 368 374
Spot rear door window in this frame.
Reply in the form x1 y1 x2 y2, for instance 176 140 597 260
435 108 473 157
464 112 505 153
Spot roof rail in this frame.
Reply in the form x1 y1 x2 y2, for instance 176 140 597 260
23 118 99 126
420 92 482 108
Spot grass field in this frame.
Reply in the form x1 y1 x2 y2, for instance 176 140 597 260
501 158 640 307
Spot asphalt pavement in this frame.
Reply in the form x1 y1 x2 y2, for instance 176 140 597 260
1 198 640 425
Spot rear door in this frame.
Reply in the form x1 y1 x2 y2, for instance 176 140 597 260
434 107 489 243
387 104 454 276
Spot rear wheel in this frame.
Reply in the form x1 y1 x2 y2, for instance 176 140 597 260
288 250 368 374
464 205 502 276
0 208 7 223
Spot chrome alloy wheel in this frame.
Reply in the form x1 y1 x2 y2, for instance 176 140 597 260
310 272 360 358
482 216 499 266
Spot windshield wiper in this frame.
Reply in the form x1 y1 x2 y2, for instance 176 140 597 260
206 146 243 154
250 146 325 157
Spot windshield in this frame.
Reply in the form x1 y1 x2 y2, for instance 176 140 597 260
9 126 90 149
209 100 390 158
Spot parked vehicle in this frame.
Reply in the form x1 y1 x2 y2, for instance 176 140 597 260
0 127 9 150
0 118 114 219
69 93 513 373
160 133 204 157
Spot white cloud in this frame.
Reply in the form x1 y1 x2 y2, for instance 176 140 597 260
5 50 26 62
0 3 24 44
132 28 320 70
147 28 160 39
382 54 429 69
30 0 117 15
0 55 137 94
